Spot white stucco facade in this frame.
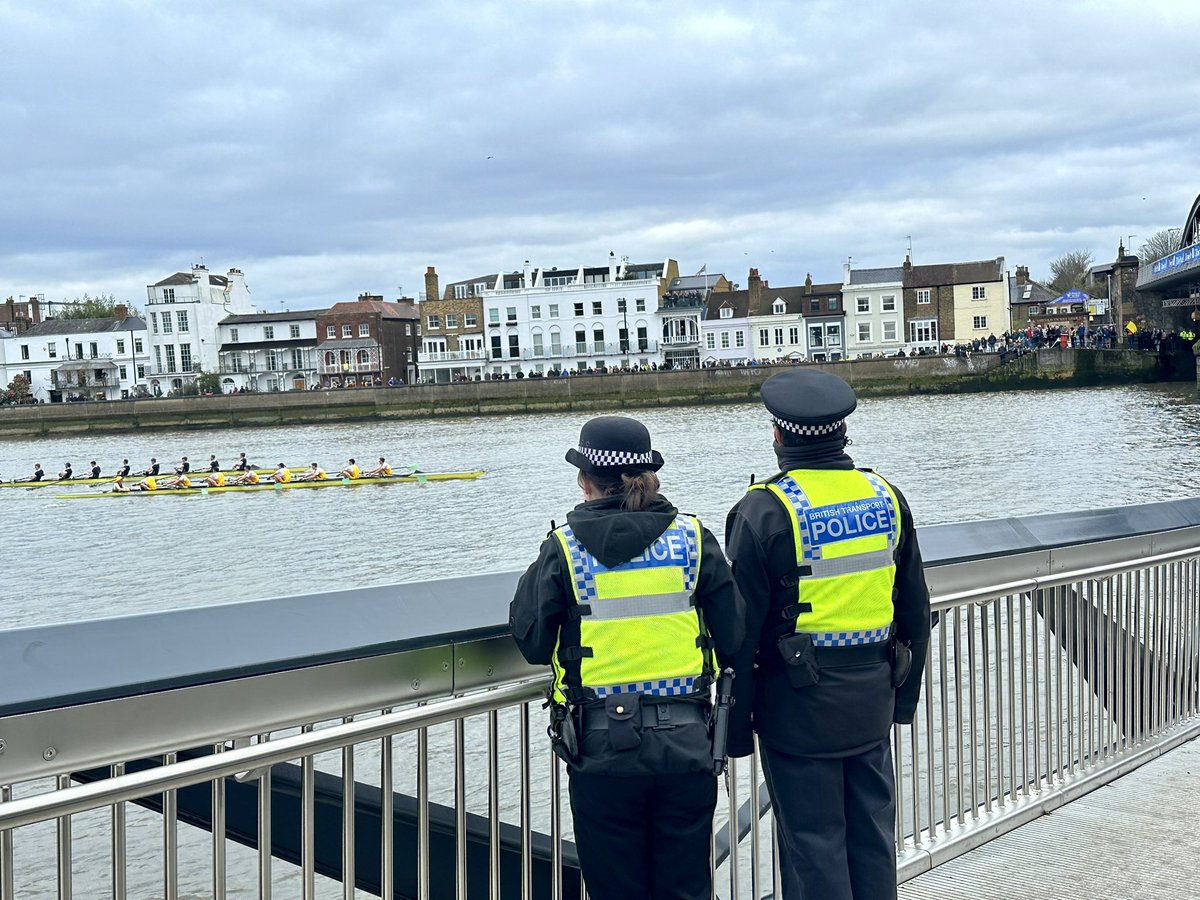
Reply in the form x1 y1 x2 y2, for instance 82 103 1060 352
215 311 323 393
842 264 904 358
751 294 806 362
700 306 752 363
0 316 149 402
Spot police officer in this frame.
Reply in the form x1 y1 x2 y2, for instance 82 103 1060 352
510 415 744 900
724 370 930 900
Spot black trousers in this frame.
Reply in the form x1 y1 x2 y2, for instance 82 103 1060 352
760 739 897 900
568 770 716 900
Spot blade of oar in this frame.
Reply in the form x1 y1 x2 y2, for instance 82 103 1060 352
416 473 428 486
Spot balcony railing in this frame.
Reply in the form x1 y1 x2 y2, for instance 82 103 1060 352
420 349 487 363
2 502 1197 897
515 340 660 362
317 361 378 374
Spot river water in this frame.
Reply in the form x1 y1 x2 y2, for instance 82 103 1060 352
2 383 1199 896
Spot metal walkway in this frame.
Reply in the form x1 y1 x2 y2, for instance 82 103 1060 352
900 736 1200 899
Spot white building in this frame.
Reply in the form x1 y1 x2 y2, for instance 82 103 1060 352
0 311 148 402
215 310 325 393
476 253 683 376
749 273 809 363
700 285 752 364
842 263 904 358
144 264 254 393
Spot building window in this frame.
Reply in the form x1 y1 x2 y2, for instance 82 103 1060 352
720 307 733 319
532 332 544 356
910 320 939 343
488 308 500 324
856 297 870 314
548 304 559 318
788 326 799 345
406 323 413 335
230 327 240 343
445 314 459 328
735 332 745 348
573 302 584 317
883 321 897 341
261 325 273 340
324 351 335 366
154 346 162 370
617 298 627 313
916 289 932 304
290 324 301 339
882 295 896 312
341 324 352 338
89 342 98 358
592 301 602 315
119 366 127 379
359 323 370 337
973 315 988 329
706 333 716 350
20 344 29 360
506 306 517 324
165 345 177 373
972 286 986 300
827 298 837 311
266 350 279 371
150 312 158 334
465 313 477 327
291 348 304 369
136 364 145 379
163 288 175 302
75 342 83 358
636 298 646 312
180 343 193 372
135 338 143 353
473 282 489 296
490 334 502 359
357 349 370 365
720 332 730 349
550 330 562 354
593 327 605 353
857 322 871 342
637 326 648 351
48 344 57 358
454 284 468 299
530 305 541 319
162 311 173 333
508 334 520 358
758 328 769 345
575 328 587 353
773 300 786 315
177 311 189 332
773 328 784 345
326 325 336 339
116 339 126 354
809 326 824 348
809 300 820 313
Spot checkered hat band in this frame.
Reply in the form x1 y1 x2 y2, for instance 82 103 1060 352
578 446 655 466
774 417 844 436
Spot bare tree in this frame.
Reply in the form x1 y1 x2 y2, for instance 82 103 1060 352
1046 250 1095 295
1137 228 1182 265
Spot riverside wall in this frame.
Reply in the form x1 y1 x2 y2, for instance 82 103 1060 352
0 349 1169 438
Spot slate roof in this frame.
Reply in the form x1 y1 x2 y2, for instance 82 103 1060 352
706 290 750 319
670 274 725 291
322 299 418 319
218 310 326 324
314 338 379 350
217 338 315 352
153 272 229 287
750 286 810 317
1008 277 1059 307
847 267 905 286
906 258 1005 288
20 317 147 337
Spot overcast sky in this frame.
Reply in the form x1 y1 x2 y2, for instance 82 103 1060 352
3 0 1199 311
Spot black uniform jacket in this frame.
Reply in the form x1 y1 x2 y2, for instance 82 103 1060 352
724 448 930 759
510 494 745 775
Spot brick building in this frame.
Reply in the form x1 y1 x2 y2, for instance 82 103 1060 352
418 266 487 383
315 294 420 387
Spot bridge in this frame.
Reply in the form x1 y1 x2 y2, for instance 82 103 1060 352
1 498 1198 897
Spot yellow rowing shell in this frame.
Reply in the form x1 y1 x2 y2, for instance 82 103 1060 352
5 467 308 489
56 471 485 498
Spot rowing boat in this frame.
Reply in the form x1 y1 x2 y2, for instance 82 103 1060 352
4 467 310 489
55 471 485 498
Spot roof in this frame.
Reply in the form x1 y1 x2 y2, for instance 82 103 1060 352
847 267 905 286
315 338 379 350
20 316 147 337
153 272 230 288
218 310 326 324
322 299 418 319
706 290 751 319
54 359 118 371
906 258 1005 288
670 274 724 291
751 286 810 317
217 338 315 352
1008 277 1059 306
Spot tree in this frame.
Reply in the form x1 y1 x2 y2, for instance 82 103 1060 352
1137 228 1182 265
195 371 223 395
55 293 130 319
1046 250 1096 295
5 373 31 401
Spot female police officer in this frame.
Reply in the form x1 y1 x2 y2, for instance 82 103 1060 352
510 415 744 900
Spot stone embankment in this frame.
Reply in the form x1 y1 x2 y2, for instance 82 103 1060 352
0 349 1171 438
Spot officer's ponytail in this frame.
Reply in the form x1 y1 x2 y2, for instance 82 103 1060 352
579 470 661 511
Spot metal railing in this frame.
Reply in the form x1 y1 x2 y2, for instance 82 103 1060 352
1 504 1199 898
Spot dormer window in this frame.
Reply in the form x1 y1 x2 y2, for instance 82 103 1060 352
772 300 786 315
719 307 733 319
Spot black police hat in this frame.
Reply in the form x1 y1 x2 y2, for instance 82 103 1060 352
760 369 857 436
565 416 665 474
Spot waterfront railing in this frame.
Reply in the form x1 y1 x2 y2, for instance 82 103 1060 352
1 500 1199 898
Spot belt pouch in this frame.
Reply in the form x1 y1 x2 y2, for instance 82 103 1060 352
605 694 642 750
890 639 913 688
777 632 820 689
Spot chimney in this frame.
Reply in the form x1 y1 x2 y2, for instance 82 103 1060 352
30 296 41 323
903 254 912 272
425 266 440 301
1016 265 1030 285
192 262 208 285
843 261 852 286
748 267 762 310
114 304 128 320
805 273 813 294
608 251 617 281
523 259 532 288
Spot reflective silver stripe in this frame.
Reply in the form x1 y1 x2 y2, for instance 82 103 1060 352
802 547 896 579
583 591 694 620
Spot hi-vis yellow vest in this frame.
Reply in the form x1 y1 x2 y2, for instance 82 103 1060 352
550 516 710 704
751 469 900 646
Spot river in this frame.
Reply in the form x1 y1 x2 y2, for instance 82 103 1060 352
1 383 1198 897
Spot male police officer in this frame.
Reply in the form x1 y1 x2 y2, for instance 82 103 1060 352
725 369 930 900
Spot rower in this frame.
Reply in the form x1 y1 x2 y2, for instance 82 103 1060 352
88 461 101 479
339 458 361 479
204 471 226 487
110 475 130 493
57 462 73 481
272 463 292 484
174 456 190 475
228 469 261 486
142 458 160 476
295 462 326 482
27 464 45 482
133 475 158 492
116 459 131 478
232 453 250 472
160 473 191 490
363 457 393 477
208 454 221 473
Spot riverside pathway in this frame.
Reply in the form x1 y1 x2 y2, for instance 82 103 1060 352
899 736 1200 899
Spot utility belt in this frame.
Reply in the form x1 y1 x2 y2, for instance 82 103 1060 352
579 695 710 732
769 628 912 690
